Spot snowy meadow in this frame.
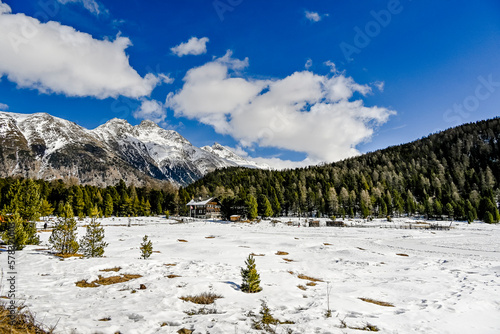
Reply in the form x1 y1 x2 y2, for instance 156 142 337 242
3 217 500 334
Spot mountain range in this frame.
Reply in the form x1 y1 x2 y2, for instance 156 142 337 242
0 112 267 187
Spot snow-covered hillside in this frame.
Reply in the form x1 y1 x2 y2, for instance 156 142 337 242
0 112 266 186
7 218 500 334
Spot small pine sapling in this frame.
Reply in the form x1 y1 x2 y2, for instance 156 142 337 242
241 254 262 293
80 206 108 258
140 235 153 259
49 203 79 255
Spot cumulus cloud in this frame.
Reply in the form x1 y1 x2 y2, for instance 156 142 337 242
133 99 166 124
0 2 163 99
166 52 396 167
0 1 10 15
305 11 327 22
57 0 106 16
0 102 8 110
171 37 209 57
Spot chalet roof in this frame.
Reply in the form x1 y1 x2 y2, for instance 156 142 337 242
186 197 218 206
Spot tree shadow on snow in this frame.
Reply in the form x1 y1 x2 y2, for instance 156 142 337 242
224 281 241 291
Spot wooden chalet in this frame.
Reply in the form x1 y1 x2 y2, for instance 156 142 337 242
186 197 221 219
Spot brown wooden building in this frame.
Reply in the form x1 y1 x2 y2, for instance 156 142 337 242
186 197 221 219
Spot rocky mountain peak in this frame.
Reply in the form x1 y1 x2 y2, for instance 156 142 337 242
0 111 266 186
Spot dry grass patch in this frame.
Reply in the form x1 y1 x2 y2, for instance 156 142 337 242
357 247 366 251
250 253 265 257
287 270 295 275
283 258 294 262
350 323 380 331
297 285 307 291
178 239 188 242
306 282 317 287
166 274 181 279
179 292 223 305
76 274 142 288
339 318 379 331
0 303 51 333
55 253 84 258
100 267 121 272
164 263 177 267
359 298 394 307
276 251 289 255
396 253 409 257
205 236 216 239
98 317 111 321
323 243 333 246
297 274 324 282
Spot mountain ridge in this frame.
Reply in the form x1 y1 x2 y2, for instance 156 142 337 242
0 111 267 187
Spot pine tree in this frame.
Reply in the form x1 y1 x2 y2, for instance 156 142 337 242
272 195 281 217
5 179 42 221
263 197 273 218
73 187 85 219
80 206 108 257
39 199 54 219
247 195 258 220
484 212 494 224
24 221 40 245
1 212 28 250
104 193 114 217
241 254 262 293
49 203 79 255
140 235 153 259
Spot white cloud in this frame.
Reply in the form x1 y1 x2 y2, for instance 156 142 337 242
0 1 10 15
57 0 105 16
133 99 166 124
167 52 396 164
171 37 209 57
324 60 338 73
305 11 327 22
374 81 385 92
0 4 163 99
159 73 174 84
0 102 8 110
305 58 312 70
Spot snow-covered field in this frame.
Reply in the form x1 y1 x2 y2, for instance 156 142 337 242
2 217 500 334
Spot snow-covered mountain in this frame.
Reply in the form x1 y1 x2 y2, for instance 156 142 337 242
201 143 270 169
0 112 265 186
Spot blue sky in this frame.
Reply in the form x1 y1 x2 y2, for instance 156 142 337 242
0 0 499 168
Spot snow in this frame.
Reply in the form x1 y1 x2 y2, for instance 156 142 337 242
202 143 271 169
2 218 500 334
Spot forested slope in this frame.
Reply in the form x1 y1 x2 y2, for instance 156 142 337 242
184 118 500 222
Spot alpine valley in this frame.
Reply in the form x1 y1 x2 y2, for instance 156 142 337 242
0 111 267 187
